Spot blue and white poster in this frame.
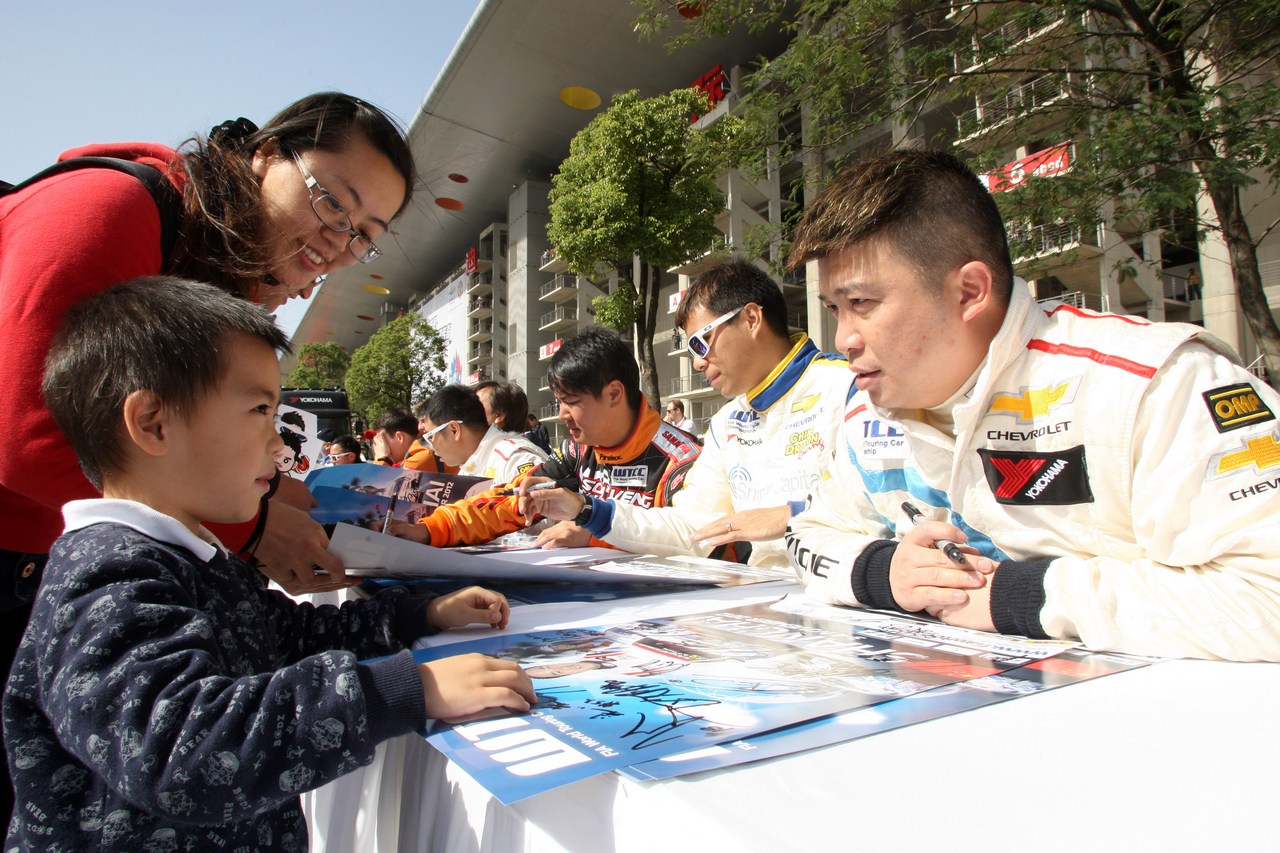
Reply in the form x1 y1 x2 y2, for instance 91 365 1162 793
416 597 1075 803
619 647 1153 781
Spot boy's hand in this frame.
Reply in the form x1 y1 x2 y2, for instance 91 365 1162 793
427 586 511 630
418 654 536 723
889 520 994 613
387 520 429 544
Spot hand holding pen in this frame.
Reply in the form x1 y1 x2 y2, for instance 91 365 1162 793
887 501 994 614
499 477 581 522
901 502 967 565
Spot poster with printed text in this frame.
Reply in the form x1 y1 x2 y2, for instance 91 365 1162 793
619 647 1154 781
416 596 1075 803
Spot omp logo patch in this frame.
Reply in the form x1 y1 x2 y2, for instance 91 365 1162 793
987 378 1079 423
977 446 1094 505
1203 383 1274 433
609 465 649 487
790 394 821 413
1208 432 1280 479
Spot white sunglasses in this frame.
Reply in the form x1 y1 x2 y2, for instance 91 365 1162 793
686 306 743 358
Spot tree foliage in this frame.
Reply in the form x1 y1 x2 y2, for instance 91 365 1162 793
285 341 350 389
344 313 447 422
633 0 1280 380
547 87 746 406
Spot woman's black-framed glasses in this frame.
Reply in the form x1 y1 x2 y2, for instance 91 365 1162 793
292 153 382 264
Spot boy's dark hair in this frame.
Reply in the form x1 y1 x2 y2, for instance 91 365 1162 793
374 409 419 437
548 327 642 411
42 275 291 491
422 385 488 431
330 434 362 458
475 380 530 431
787 148 1014 302
676 257 790 340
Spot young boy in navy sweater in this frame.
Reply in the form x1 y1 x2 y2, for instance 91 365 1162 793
4 276 535 851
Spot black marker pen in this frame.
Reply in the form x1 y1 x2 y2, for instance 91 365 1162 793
900 501 968 565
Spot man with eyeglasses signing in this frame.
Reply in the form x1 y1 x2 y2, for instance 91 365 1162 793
523 258 850 569
390 328 700 549
415 385 546 484
327 435 363 466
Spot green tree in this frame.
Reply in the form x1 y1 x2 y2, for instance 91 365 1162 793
634 0 1280 382
547 87 744 407
285 341 350 389
345 313 447 422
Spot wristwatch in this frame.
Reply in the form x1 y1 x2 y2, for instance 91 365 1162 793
573 496 594 527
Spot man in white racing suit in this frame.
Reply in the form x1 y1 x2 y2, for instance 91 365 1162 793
416 384 547 485
784 148 1280 662
526 259 849 568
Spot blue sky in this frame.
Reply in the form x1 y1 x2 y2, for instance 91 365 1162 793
2 0 483 332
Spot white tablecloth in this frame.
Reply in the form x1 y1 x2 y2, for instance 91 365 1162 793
304 585 1280 852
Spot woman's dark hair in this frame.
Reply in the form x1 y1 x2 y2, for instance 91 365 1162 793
171 92 416 300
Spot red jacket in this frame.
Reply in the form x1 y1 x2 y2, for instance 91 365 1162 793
0 143 259 553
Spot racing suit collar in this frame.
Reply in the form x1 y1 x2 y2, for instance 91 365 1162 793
593 398 662 465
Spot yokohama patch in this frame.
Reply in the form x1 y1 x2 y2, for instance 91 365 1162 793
977 445 1094 505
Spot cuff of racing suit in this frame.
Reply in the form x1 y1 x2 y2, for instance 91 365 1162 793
990 557 1053 639
578 496 615 539
852 539 903 612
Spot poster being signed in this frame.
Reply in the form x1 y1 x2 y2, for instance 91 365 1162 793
619 646 1153 781
414 596 1075 803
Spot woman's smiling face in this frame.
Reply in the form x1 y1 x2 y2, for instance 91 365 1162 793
251 135 406 309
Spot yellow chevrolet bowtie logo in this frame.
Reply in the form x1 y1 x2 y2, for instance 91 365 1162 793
989 382 1072 422
791 394 821 413
1214 433 1280 476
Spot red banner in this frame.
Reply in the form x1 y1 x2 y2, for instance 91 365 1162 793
982 142 1071 193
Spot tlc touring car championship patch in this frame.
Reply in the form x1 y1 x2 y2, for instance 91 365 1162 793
1202 383 1274 433
977 446 1094 506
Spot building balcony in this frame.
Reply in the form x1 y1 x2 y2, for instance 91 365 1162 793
668 331 688 357
466 367 493 385
1010 221 1103 267
467 295 493 318
538 402 561 421
951 9 1066 76
538 372 552 392
539 274 579 304
1038 290 1107 313
670 372 715 396
468 343 494 363
956 74 1069 142
538 247 569 274
467 272 494 296
538 305 578 332
467 317 494 341
668 234 733 277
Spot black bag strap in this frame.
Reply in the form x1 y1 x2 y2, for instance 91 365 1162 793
1 157 182 264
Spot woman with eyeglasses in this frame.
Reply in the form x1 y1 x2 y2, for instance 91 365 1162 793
0 93 416 799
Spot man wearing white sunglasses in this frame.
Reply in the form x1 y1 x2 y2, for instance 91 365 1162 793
524 258 850 569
